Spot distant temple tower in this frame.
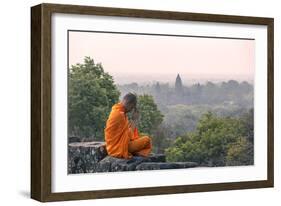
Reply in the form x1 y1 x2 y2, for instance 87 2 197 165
155 81 161 93
175 73 183 93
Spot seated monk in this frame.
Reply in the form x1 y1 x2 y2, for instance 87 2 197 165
104 93 152 159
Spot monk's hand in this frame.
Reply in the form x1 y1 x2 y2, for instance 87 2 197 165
129 120 136 131
132 108 140 121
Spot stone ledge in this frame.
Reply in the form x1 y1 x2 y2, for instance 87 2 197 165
68 141 198 173
136 162 198 170
96 154 167 172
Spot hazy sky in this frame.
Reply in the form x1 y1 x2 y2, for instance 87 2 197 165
69 31 255 84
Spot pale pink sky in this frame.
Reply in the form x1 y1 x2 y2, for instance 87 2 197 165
69 31 255 83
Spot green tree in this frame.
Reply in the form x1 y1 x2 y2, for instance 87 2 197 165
137 94 164 135
225 108 254 166
226 136 254 166
68 56 120 140
151 124 173 153
165 110 254 166
136 94 165 152
240 108 254 143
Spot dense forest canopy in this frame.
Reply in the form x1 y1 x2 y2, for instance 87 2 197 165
117 73 253 140
117 76 253 108
165 110 254 166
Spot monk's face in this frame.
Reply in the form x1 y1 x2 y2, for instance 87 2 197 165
124 101 136 113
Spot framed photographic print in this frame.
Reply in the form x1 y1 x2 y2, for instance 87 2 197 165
31 3 274 202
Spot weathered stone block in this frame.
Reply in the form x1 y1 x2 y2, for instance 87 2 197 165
68 141 107 174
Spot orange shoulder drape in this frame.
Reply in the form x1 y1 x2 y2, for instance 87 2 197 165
104 102 139 159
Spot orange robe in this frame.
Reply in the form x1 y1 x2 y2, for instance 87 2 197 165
104 102 152 159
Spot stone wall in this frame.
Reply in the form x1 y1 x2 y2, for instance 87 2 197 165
68 141 198 174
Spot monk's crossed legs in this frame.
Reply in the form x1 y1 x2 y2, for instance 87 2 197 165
128 136 152 157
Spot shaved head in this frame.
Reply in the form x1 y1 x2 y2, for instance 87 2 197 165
121 93 137 113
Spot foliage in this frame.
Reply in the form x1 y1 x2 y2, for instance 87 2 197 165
137 94 164 135
150 124 173 153
135 94 167 153
68 56 120 140
165 110 254 166
117 78 253 142
226 136 254 166
117 79 253 107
